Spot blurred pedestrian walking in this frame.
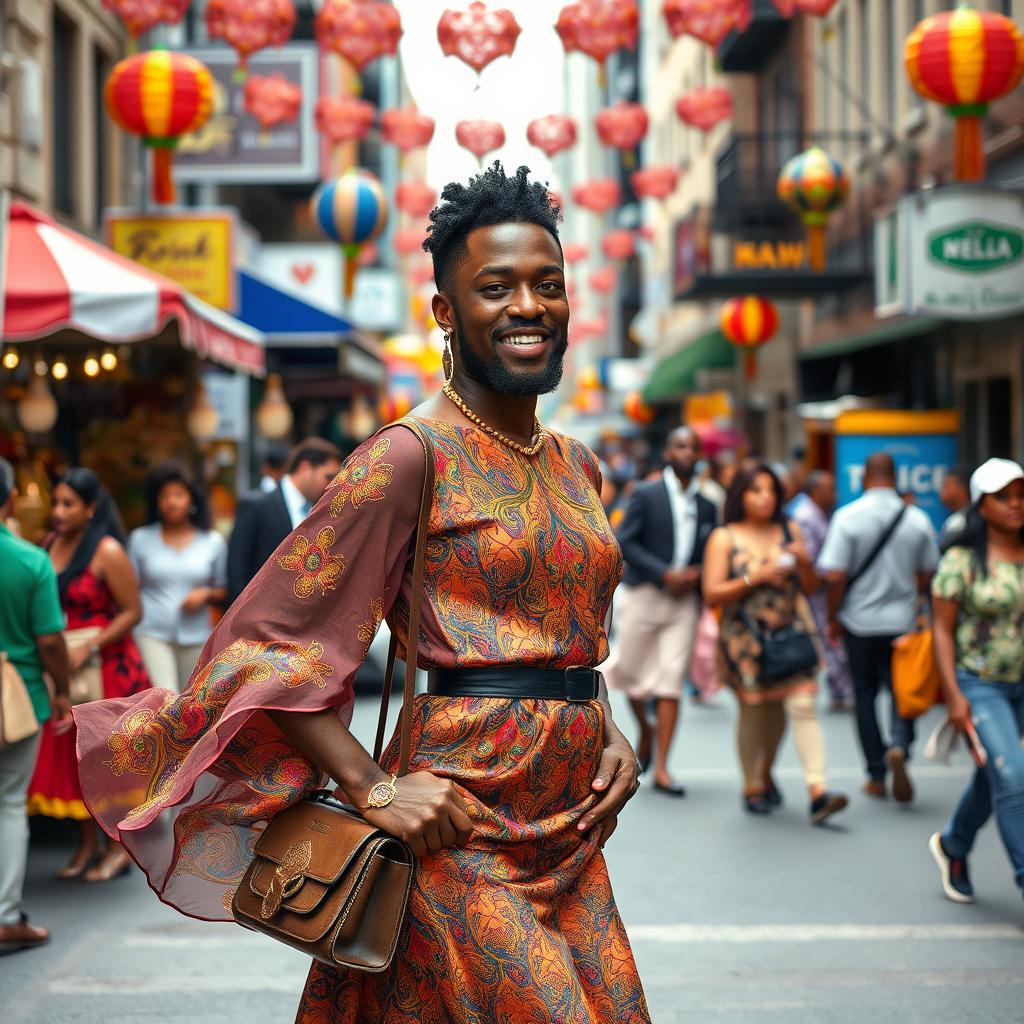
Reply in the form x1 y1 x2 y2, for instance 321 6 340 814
703 463 848 824
257 443 289 494
129 461 227 692
605 427 717 795
26 468 151 882
938 464 973 552
819 453 939 803
226 438 343 604
789 471 854 710
929 458 1024 905
699 450 737 517
0 458 70 953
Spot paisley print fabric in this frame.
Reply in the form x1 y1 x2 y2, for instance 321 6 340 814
297 695 649 1024
73 416 647 1022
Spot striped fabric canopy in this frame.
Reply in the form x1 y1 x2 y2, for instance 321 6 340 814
2 201 264 376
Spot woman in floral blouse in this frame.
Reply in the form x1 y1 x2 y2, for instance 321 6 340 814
930 458 1024 905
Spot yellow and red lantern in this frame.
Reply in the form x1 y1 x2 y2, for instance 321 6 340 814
105 50 214 205
720 296 779 379
624 391 655 424
776 146 849 272
905 6 1024 182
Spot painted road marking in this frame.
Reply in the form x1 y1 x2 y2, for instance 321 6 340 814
630 923 1024 943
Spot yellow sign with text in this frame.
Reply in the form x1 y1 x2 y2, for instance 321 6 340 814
733 239 807 270
107 212 235 311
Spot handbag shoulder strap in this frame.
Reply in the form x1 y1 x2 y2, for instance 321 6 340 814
846 503 907 593
371 421 436 777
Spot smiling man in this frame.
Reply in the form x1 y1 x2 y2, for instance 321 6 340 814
73 163 649 1024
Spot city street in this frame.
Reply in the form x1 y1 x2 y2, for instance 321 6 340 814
4 691 1022 1024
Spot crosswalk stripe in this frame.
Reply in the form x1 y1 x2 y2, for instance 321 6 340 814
630 923 1024 943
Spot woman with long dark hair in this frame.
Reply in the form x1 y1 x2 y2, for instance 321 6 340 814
129 461 227 692
930 459 1024 904
26 468 151 881
703 462 848 824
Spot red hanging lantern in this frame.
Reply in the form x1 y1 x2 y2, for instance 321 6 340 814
316 0 403 73
359 242 379 266
572 315 608 342
396 182 437 218
662 0 751 46
630 165 679 201
409 264 436 288
905 6 1024 183
555 0 639 68
394 226 428 257
105 50 214 205
720 296 779 378
205 0 295 76
101 0 189 38
771 0 796 14
636 225 655 243
437 2 521 75
526 114 578 158
589 266 617 295
624 391 656 424
244 73 302 131
595 101 648 160
563 242 589 264
675 86 733 133
547 189 564 212
571 178 621 215
601 230 635 261
455 119 505 161
792 0 838 15
315 96 375 146
380 108 436 153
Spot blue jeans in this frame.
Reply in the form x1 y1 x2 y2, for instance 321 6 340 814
941 671 1024 891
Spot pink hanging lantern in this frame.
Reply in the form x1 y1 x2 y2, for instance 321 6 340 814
601 230 635 261
244 73 302 131
563 242 589 264
589 266 617 295
555 0 639 69
395 226 428 257
571 178 621 215
526 114 578 158
772 0 796 14
595 101 648 153
205 0 296 75
315 96 375 145
315 0 403 73
675 86 733 132
102 0 189 38
455 119 506 160
380 108 436 153
793 0 838 14
437 2 522 75
409 264 435 288
662 0 751 47
630 165 679 201
395 182 438 218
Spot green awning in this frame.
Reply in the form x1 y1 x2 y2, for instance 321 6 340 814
643 329 735 404
800 315 944 361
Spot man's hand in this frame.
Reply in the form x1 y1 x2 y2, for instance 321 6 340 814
51 692 73 736
578 736 640 841
663 566 700 598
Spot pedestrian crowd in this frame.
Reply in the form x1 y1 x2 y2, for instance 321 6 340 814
2 429 1023 953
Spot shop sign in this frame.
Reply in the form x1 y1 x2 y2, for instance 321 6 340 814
684 391 732 425
874 187 1024 321
203 369 248 441
732 240 807 270
174 45 319 185
106 209 236 311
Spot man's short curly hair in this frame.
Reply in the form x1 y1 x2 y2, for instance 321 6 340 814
422 162 561 292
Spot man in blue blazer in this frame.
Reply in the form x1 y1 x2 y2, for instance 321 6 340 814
604 427 718 796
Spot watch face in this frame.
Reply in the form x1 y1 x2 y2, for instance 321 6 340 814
368 781 395 807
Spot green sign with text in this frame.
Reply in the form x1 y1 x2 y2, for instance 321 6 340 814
928 221 1024 273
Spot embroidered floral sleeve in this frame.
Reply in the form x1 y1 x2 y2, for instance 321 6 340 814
73 425 426 922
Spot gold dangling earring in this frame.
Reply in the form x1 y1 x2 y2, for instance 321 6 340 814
442 332 454 385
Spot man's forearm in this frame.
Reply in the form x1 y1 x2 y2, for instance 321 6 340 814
825 576 846 624
37 637 71 697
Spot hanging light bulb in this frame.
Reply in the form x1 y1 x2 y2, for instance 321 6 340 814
34 359 48 376
84 356 101 378
51 358 69 381
17 374 59 433
348 394 376 440
254 373 293 440
2 348 19 370
100 349 118 371
186 379 220 442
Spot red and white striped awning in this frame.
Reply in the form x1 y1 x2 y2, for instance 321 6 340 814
2 201 264 376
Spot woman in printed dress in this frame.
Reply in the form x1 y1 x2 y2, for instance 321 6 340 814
74 164 649 1022
28 468 151 881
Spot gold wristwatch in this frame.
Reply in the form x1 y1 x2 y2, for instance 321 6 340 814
364 773 398 809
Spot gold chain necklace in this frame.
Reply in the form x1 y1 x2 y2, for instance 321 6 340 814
442 383 546 456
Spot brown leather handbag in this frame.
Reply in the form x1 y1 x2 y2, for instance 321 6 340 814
232 425 435 972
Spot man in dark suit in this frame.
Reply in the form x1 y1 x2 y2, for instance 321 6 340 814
604 427 717 796
227 438 343 604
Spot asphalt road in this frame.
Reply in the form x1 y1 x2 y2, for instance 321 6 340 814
3 691 1022 1024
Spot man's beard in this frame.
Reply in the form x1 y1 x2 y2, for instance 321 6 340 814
454 309 568 397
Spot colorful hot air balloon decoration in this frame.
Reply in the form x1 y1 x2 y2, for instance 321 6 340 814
316 0 403 74
205 0 296 78
395 182 438 218
601 230 636 262
624 391 656 424
776 146 848 272
102 0 189 39
437 2 522 78
105 50 214 205
244 73 302 133
662 0 751 47
720 296 779 379
571 178 621 215
905 6 1024 182
380 108 436 153
455 119 506 163
595 101 648 167
315 96 376 146
311 169 390 299
675 86 733 133
630 165 679 201
556 0 639 72
526 114 578 158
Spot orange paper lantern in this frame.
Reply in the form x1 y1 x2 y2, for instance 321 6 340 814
905 6 1024 182
624 391 655 424
719 296 779 379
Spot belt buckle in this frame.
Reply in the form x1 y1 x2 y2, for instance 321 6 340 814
564 666 596 702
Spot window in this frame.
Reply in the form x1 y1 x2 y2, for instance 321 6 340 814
51 9 75 216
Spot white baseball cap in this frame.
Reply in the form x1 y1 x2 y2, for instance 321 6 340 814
970 458 1024 504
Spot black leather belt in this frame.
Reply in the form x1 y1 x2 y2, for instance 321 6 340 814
427 666 601 702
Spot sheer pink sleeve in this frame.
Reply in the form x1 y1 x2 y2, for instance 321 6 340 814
74 424 426 921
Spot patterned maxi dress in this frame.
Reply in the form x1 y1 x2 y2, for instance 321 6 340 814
73 417 651 1024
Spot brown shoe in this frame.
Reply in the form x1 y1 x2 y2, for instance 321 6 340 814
862 779 887 799
886 747 914 804
0 914 50 955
